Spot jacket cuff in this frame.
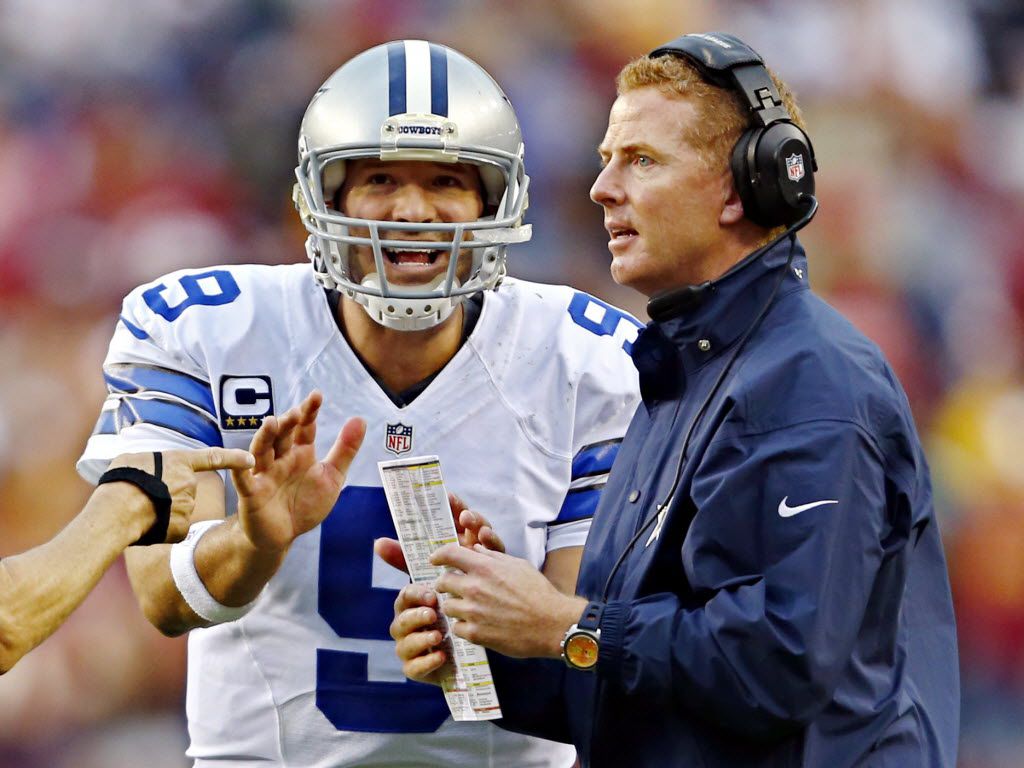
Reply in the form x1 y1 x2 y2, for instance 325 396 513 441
598 599 628 677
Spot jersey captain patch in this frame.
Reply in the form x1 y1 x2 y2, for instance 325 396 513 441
220 375 274 430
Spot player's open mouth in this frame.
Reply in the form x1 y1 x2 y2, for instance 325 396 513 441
384 246 446 266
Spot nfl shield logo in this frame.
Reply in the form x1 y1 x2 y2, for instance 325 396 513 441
385 423 413 455
786 153 806 182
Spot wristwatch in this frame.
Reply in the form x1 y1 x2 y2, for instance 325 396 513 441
560 601 603 671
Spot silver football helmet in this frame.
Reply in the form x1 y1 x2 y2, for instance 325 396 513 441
294 40 531 331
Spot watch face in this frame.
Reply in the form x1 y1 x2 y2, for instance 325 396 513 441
566 633 599 669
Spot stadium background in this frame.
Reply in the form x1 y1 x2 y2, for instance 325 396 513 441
0 1 1020 765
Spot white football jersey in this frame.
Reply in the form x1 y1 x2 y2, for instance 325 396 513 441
78 263 641 767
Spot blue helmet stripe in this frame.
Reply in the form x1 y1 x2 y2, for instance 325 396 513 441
387 42 407 116
428 43 448 117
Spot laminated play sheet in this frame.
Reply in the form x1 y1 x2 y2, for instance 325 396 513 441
378 455 502 721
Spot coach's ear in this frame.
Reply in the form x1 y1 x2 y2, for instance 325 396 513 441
719 172 744 226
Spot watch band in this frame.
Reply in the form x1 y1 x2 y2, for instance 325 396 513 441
577 600 604 631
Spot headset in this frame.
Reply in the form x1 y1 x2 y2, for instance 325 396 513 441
601 32 820 601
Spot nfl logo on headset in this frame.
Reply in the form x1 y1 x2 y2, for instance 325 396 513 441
385 423 414 455
786 153 806 182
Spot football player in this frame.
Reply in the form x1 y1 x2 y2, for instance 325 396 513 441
78 40 640 766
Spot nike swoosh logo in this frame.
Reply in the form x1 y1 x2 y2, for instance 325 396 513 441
777 496 839 518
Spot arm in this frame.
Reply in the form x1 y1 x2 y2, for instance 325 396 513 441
0 447 253 673
597 420 890 739
125 391 366 637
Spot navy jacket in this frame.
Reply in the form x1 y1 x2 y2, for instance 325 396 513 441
491 239 959 767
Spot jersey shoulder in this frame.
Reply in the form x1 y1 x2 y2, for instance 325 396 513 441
476 277 642 381
113 263 323 375
470 278 642 455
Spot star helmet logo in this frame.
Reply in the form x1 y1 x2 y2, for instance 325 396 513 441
385 422 413 455
786 153 806 182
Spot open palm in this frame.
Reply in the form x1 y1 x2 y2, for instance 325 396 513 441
231 391 366 552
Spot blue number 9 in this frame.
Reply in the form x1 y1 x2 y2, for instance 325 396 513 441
142 270 241 322
567 291 643 354
316 486 449 733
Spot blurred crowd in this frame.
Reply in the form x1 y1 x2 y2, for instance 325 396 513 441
0 0 1021 765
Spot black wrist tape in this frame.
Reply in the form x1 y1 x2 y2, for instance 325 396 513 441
97 466 172 546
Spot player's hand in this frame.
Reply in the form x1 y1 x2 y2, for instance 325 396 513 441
390 583 451 686
374 493 505 574
230 391 366 553
451 495 505 554
430 544 588 659
108 447 255 543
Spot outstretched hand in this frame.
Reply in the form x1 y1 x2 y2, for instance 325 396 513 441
230 391 366 552
373 493 505 574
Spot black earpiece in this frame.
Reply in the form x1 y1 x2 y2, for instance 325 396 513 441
649 32 817 228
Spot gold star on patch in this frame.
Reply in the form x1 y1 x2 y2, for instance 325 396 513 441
225 416 235 427
249 416 259 427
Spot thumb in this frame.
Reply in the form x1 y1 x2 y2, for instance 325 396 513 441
324 417 366 476
183 447 256 473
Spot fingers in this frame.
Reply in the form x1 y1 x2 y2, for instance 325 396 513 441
181 447 255 473
393 583 438 614
292 390 324 447
449 493 469 519
248 413 283 474
374 537 408 574
429 541 489 572
390 586 448 683
324 417 366 476
401 645 449 684
478 525 506 554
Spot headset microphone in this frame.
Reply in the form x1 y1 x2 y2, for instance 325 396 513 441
646 280 714 320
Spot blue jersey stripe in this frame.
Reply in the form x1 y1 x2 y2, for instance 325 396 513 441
555 486 603 524
104 364 216 417
119 315 149 340
428 43 448 117
571 439 621 480
387 41 407 116
108 397 222 446
92 409 116 436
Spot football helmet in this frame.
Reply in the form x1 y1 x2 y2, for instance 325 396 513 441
294 40 531 331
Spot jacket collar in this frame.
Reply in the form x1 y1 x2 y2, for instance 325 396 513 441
632 237 808 402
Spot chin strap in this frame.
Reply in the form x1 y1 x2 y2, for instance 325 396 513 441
357 272 464 331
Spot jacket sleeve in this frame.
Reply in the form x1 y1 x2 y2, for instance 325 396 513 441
597 418 895 740
488 653 573 743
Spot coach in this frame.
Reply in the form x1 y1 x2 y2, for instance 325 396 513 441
388 32 959 767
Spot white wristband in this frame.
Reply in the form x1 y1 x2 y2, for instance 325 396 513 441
170 520 258 624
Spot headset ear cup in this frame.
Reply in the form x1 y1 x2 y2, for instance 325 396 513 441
730 128 760 225
753 123 816 227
